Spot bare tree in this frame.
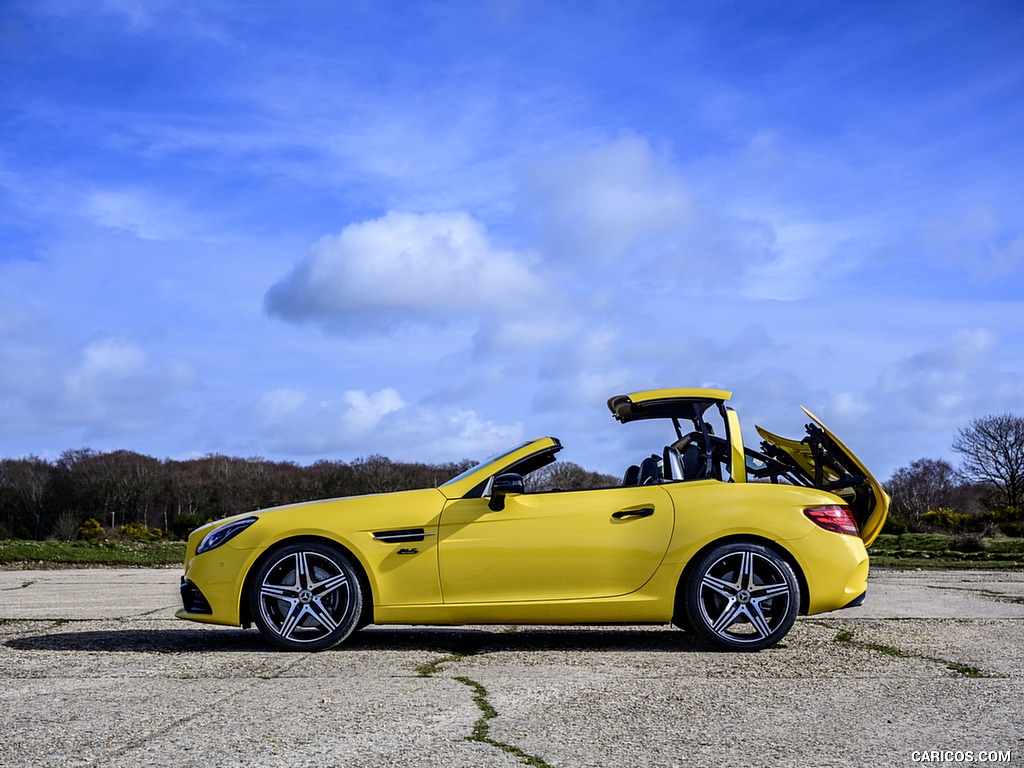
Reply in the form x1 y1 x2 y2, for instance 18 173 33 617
0 456 56 538
951 413 1024 510
885 458 961 526
525 461 620 492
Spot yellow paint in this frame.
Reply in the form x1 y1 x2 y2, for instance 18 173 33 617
625 387 732 404
438 485 674 603
726 407 746 483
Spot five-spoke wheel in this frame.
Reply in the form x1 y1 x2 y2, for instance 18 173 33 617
249 541 363 651
683 542 799 651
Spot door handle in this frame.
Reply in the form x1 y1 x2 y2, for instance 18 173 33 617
612 507 654 519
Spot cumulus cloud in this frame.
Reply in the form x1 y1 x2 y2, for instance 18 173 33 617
823 328 1017 435
257 388 308 423
265 210 543 330
256 385 522 460
520 135 780 289
338 388 407 432
0 332 201 447
522 134 698 263
62 339 199 433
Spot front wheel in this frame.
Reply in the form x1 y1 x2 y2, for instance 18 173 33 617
683 542 799 651
249 541 363 651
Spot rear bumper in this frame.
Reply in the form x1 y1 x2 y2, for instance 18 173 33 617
838 589 867 610
794 527 870 614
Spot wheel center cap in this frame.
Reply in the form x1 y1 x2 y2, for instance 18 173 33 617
298 589 313 604
736 590 751 604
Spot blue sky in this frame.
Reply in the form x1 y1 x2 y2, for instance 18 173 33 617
1 0 1023 481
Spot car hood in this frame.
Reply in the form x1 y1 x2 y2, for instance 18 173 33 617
755 407 889 546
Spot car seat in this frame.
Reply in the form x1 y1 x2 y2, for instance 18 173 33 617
638 455 661 485
622 464 640 486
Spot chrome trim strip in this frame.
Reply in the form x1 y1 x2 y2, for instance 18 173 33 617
372 530 437 542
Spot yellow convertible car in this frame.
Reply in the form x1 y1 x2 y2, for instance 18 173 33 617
176 388 888 651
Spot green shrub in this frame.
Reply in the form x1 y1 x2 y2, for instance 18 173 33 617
76 518 104 542
993 507 1024 537
881 515 909 535
119 522 161 542
921 508 975 531
169 512 208 540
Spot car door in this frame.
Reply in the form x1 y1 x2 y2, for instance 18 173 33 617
437 485 674 603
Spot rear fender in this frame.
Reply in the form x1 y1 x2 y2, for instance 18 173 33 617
673 535 810 621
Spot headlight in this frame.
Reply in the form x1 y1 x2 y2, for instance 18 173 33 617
196 516 259 555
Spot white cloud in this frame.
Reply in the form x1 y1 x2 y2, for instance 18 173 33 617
925 203 1024 281
86 189 218 241
841 328 1012 433
258 388 307 423
265 210 544 329
256 385 521 461
421 409 524 460
520 135 785 291
66 338 148 392
340 388 407 433
0 334 201 445
63 339 199 431
522 135 698 264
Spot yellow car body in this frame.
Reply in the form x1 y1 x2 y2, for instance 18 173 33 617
176 389 888 651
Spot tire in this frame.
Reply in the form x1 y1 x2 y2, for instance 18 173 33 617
683 541 799 651
249 541 363 651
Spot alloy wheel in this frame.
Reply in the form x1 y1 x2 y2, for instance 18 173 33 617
686 542 798 651
251 543 362 650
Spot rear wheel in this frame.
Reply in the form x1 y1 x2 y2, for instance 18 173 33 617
684 541 798 651
249 541 363 651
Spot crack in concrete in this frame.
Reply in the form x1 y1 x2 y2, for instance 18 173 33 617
453 674 554 768
925 584 1024 605
417 634 553 768
0 580 35 591
812 620 1001 679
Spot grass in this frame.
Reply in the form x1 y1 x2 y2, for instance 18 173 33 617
869 534 1024 569
0 539 186 567
2 533 1022 570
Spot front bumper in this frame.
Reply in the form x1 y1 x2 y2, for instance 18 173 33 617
174 543 263 626
179 576 212 615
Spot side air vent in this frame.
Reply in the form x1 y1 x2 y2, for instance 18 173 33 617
372 528 436 543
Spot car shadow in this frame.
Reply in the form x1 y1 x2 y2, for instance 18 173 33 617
5 625 725 654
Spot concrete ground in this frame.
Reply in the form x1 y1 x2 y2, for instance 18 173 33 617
1 567 1022 767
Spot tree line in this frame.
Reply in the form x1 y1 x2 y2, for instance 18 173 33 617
2 411 1020 542
0 446 622 542
0 450 478 541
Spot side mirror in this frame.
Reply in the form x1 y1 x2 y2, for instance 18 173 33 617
488 473 524 511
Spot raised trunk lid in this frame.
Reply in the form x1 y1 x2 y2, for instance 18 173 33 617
755 407 889 546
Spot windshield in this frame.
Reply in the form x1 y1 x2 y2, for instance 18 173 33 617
439 441 534 487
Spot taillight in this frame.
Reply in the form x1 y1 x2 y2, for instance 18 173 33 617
804 505 858 536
